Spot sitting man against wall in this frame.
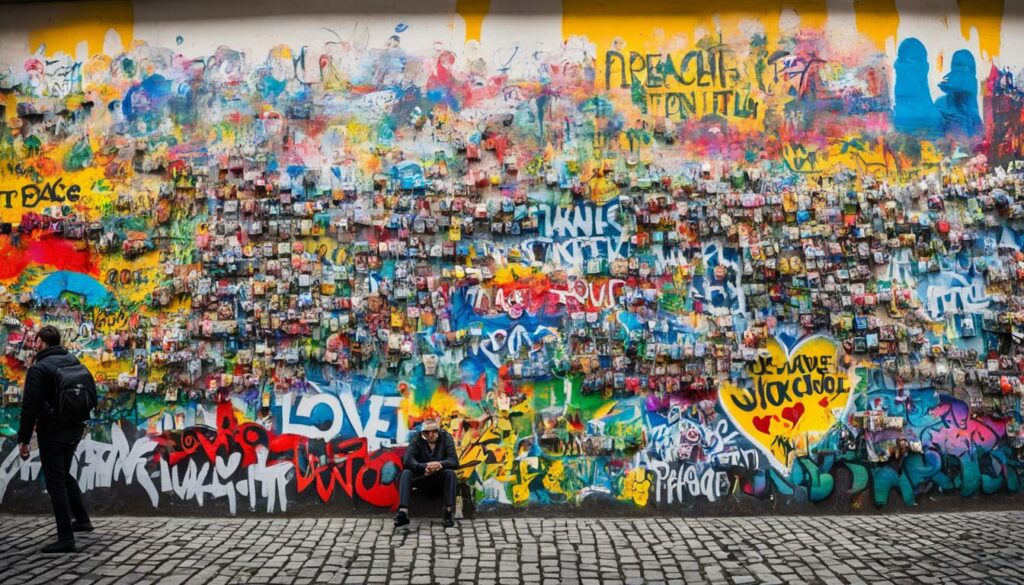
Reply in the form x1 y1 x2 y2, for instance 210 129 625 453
394 418 459 528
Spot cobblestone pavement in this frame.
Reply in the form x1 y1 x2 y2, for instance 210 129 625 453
0 511 1022 585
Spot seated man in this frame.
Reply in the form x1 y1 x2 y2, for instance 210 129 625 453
394 418 458 528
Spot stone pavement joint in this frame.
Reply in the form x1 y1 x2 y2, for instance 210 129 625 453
0 511 1022 584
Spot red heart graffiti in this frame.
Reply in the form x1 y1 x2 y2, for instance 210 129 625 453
781 403 805 425
753 415 772 434
819 397 830 407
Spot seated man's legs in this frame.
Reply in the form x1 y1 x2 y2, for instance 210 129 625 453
399 469 445 510
396 470 455 519
439 470 457 527
410 473 445 500
398 469 416 511
441 469 456 510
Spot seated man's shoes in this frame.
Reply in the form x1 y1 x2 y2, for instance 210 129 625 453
442 508 455 528
394 510 410 528
72 521 94 533
41 540 77 554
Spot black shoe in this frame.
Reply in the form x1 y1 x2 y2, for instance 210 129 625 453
442 508 454 528
41 540 76 554
394 510 410 528
72 521 94 533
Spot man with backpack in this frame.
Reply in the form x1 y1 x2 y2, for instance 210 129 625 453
17 325 97 554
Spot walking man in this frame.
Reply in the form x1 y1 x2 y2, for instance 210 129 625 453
18 325 96 553
394 418 459 528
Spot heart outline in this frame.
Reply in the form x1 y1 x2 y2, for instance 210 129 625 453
719 335 854 474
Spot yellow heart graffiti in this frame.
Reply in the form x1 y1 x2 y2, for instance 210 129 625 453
719 336 851 474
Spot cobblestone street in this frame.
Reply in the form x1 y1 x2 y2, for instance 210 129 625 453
0 511 1021 585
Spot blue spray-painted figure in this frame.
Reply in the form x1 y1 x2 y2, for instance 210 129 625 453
936 49 983 136
893 38 942 137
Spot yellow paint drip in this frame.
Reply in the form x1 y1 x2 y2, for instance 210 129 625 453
958 0 1004 60
563 0 829 57
783 0 829 31
456 0 490 42
853 0 899 53
28 1 133 58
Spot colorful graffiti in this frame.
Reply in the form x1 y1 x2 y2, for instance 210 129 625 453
1 1 1023 515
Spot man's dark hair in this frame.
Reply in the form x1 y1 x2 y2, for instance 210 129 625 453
37 325 61 347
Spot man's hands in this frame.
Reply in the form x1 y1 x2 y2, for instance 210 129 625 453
19 443 29 461
424 461 443 475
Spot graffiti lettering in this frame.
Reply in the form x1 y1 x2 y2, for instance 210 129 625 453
648 90 760 119
919 272 992 319
535 203 621 239
646 460 731 503
0 178 81 209
605 49 738 90
278 391 406 450
472 324 560 369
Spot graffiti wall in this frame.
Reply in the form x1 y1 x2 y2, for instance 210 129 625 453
1 0 1023 515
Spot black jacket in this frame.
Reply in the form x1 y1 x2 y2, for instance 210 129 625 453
402 429 458 474
17 346 87 444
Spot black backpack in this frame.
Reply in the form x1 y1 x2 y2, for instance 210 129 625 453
52 362 98 424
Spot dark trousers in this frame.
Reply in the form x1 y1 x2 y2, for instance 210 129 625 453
38 438 90 542
398 468 456 510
